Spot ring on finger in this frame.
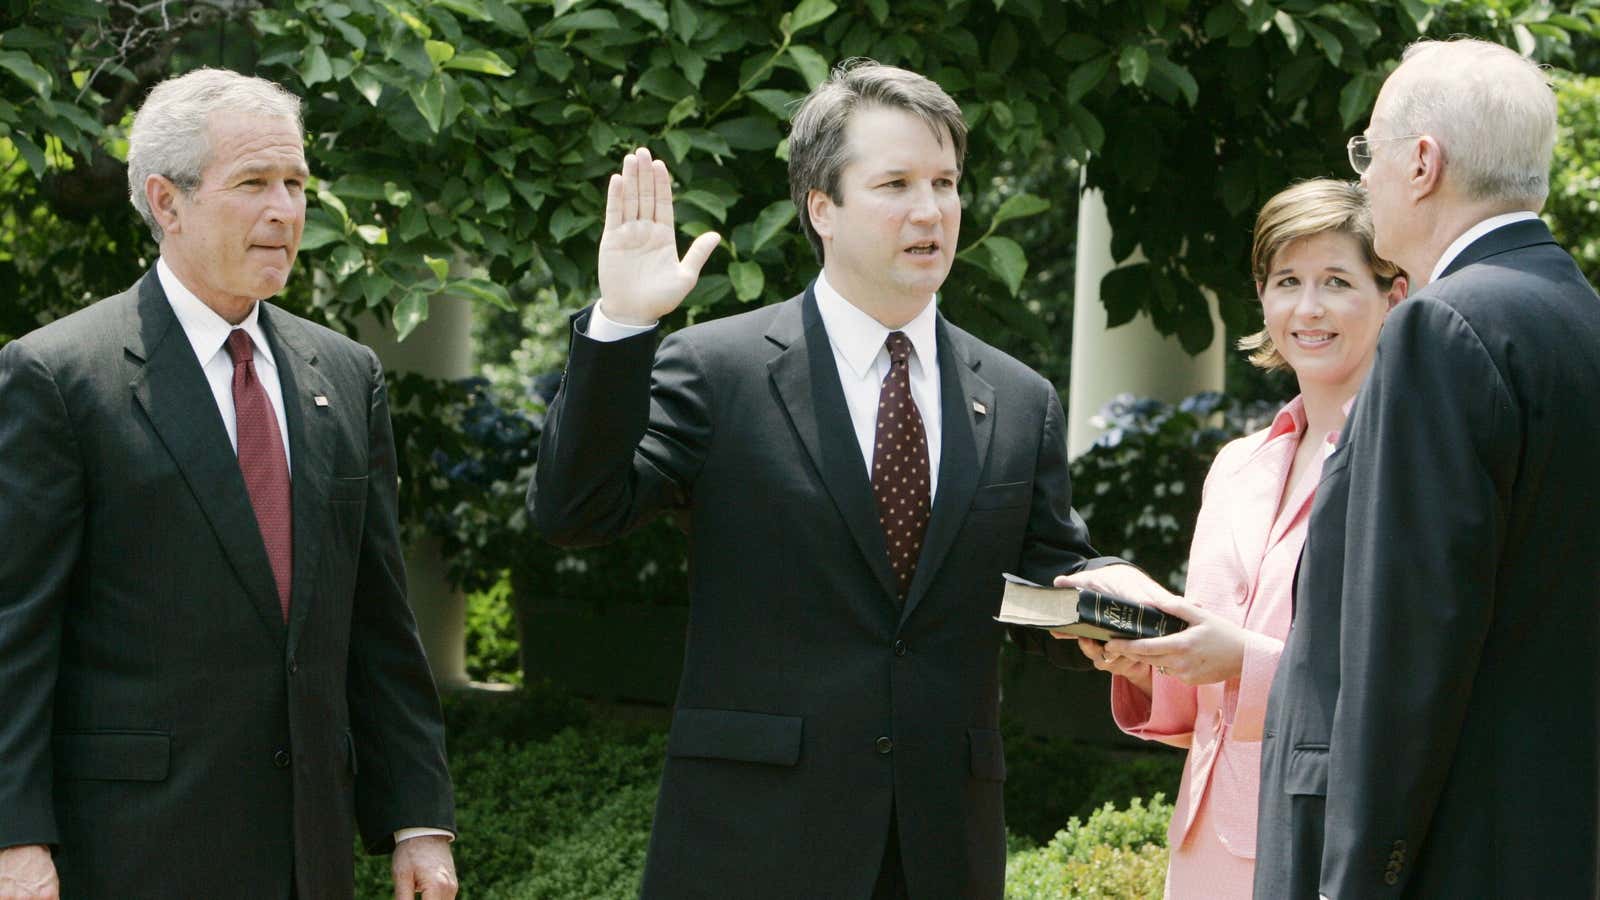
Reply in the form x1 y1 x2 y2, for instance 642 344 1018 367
1158 665 1170 675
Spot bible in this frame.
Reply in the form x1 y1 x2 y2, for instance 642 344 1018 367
995 573 1189 640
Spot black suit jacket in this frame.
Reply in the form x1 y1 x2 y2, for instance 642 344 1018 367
0 271 455 899
1256 219 1600 898
532 287 1108 899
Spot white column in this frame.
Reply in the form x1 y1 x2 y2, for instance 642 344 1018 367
1067 182 1225 458
356 294 474 689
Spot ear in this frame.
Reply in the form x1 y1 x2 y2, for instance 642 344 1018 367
1254 280 1266 302
145 174 185 237
1409 135 1444 201
1385 274 1409 309
807 188 836 243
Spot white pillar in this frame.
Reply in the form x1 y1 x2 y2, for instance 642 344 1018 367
355 294 474 689
1067 183 1225 458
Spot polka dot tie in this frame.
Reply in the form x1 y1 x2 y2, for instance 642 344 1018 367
227 330 293 623
871 331 931 605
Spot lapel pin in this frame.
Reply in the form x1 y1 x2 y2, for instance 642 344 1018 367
972 400 988 416
313 394 330 407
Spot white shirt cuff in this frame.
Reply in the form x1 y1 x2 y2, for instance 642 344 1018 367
585 299 658 342
395 827 454 844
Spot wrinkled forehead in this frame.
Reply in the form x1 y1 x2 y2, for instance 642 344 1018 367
201 111 309 177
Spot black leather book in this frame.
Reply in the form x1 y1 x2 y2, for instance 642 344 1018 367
994 573 1189 641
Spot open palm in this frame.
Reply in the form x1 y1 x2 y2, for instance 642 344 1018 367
597 147 721 325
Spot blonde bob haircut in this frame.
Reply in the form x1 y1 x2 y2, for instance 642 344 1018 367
1237 178 1404 372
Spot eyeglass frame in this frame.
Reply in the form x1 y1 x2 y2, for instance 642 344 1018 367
1346 133 1424 175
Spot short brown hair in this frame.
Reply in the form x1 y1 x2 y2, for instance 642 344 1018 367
1237 178 1405 371
787 59 967 264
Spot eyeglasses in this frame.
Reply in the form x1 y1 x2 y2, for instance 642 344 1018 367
1346 133 1423 175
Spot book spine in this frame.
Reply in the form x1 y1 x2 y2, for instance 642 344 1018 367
1078 589 1185 640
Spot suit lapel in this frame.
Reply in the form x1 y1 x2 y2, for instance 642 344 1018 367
259 305 339 648
767 289 899 601
1439 218 1557 279
901 319 992 623
124 272 286 644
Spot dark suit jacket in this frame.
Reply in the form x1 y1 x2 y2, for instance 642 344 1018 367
531 287 1108 899
1256 219 1600 898
0 271 455 899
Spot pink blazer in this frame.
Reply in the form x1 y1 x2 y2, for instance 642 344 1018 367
1111 396 1335 860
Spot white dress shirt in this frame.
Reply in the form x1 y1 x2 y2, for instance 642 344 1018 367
1428 210 1541 284
588 270 943 501
158 258 449 847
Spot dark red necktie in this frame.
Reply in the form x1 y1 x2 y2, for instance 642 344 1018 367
871 331 931 604
226 329 292 622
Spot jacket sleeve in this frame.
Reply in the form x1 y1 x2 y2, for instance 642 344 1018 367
530 309 713 547
347 348 456 853
1010 386 1123 668
0 340 83 849
1111 672 1197 749
1320 299 1516 897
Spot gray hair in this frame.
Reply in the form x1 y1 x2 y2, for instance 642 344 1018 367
127 67 304 242
787 59 967 264
1378 39 1556 207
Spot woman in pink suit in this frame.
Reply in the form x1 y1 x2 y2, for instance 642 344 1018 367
1059 179 1407 898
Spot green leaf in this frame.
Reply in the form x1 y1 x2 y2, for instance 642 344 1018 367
746 89 801 120
990 100 1014 130
1118 45 1149 87
1275 53 1323 107
670 0 699 43
484 0 532 37
330 175 387 201
637 67 694 102
728 260 764 301
10 133 46 176
713 116 782 151
425 40 456 67
663 129 693 163
384 182 413 207
349 67 384 105
982 236 1028 296
1099 263 1151 329
1203 3 1240 39
679 189 728 222
1338 72 1376 129
410 75 446 132
300 211 347 251
1273 11 1301 52
1066 106 1104 152
750 200 796 253
298 45 333 85
534 47 574 82
1066 55 1111 104
445 277 515 311
0 50 54 97
432 0 492 20
787 45 831 88
990 18 1019 73
482 175 511 213
1057 33 1105 63
423 255 451 282
991 192 1050 227
670 43 707 87
393 291 430 342
444 49 514 76
545 9 620 35
1313 4 1380 46
1148 56 1199 107
549 204 598 242
356 224 388 245
614 0 670 31
329 244 365 281
666 95 698 128
1298 19 1343 68
684 273 732 308
788 0 837 34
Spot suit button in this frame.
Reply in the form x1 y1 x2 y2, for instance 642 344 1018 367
273 749 291 769
288 658 299 675
1384 871 1399 886
893 640 908 657
875 736 894 754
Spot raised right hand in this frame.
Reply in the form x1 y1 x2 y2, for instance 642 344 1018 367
597 147 722 326
0 845 58 900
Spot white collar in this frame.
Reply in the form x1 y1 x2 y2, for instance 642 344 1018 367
1429 210 1541 284
157 257 275 370
812 270 938 380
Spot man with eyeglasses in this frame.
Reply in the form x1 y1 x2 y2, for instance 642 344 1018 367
1256 38 1600 899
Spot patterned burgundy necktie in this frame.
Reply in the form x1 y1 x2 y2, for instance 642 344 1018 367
226 329 292 623
871 331 931 605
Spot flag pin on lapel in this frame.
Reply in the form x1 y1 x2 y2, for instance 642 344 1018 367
972 400 987 416
313 394 330 407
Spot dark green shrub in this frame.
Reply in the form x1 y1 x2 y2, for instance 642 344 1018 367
1005 794 1173 899
1002 721 1183 846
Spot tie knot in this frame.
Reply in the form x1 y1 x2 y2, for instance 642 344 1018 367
226 329 255 367
885 331 912 365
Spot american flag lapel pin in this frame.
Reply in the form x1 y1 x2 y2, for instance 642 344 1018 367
313 394 330 407
972 400 988 417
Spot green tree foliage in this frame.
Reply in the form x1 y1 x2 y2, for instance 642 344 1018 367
4 0 1595 354
1550 72 1600 286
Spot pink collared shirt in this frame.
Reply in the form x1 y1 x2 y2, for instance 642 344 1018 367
1110 395 1340 862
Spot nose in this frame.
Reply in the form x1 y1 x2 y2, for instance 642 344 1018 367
1295 284 1326 318
907 183 941 225
263 180 301 222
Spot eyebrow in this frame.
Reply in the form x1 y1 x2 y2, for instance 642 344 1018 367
872 167 962 179
232 162 311 180
1270 265 1356 277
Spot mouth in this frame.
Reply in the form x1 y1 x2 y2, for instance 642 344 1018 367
904 241 940 256
1291 330 1336 346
